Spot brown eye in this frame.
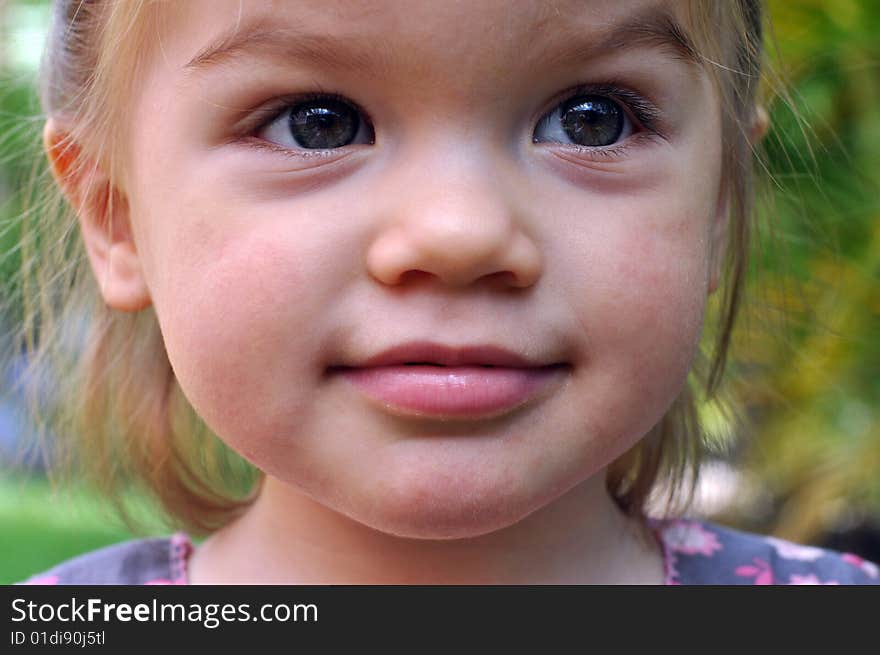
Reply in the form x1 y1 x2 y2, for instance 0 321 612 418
534 94 631 147
258 95 374 150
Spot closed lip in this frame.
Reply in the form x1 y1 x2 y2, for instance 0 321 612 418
329 341 565 369
327 341 570 419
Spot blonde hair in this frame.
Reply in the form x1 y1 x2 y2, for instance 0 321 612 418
13 0 764 535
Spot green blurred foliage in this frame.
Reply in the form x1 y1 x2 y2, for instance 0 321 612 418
0 1 46 317
714 0 880 544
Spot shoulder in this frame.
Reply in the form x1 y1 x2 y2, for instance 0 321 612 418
651 518 880 585
17 533 193 585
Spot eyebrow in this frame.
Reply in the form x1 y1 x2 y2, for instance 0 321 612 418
183 5 700 77
538 7 700 69
183 21 390 77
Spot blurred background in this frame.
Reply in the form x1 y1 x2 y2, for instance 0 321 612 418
1 0 878 583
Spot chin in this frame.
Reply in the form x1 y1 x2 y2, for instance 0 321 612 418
372 508 526 541
349 466 554 541
366 506 532 541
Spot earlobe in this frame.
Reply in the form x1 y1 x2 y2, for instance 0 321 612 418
750 105 770 144
43 119 152 312
708 105 767 294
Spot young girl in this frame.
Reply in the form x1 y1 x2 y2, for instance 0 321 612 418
13 0 879 584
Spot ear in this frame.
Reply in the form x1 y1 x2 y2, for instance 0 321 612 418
707 105 768 294
750 105 770 144
43 119 152 311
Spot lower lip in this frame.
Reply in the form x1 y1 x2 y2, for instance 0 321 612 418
332 364 569 418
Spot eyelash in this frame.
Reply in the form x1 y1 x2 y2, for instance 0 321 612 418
537 82 666 161
242 91 373 160
242 83 665 162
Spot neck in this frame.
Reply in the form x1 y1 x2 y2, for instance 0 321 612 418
188 473 664 584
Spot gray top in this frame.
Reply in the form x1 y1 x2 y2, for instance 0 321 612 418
20 533 192 585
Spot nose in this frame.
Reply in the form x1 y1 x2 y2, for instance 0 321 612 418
365 155 543 289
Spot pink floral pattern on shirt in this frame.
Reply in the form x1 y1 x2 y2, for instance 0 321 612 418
652 519 880 585
659 520 723 556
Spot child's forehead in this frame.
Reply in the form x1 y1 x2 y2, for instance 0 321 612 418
165 0 631 34
156 0 698 75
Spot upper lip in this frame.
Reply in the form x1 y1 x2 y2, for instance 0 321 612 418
335 341 563 368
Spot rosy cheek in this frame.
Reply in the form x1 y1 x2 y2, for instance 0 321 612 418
151 226 315 431
566 203 711 416
617 251 708 415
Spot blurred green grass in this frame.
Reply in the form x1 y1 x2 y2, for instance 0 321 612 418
0 473 168 584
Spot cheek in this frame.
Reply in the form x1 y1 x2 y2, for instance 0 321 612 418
610 216 709 340
144 211 327 442
611 230 708 381
560 197 712 440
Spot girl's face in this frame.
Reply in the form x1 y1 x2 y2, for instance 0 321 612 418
118 0 724 538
